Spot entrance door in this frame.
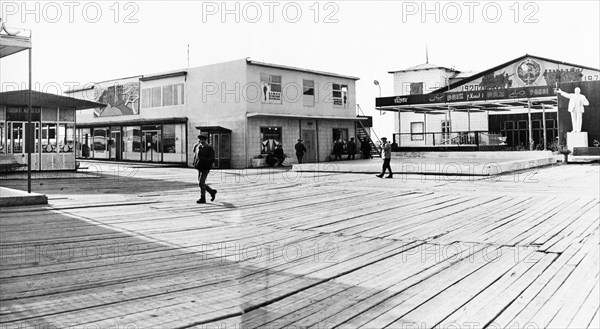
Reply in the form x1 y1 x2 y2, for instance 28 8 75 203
301 130 316 163
109 131 121 161
142 130 161 162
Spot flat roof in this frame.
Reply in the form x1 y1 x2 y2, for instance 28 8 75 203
246 59 360 81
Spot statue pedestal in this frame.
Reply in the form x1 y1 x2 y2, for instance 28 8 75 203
567 132 588 151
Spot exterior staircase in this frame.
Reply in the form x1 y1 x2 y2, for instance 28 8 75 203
356 105 382 158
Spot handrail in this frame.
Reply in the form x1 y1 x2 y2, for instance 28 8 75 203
356 104 382 145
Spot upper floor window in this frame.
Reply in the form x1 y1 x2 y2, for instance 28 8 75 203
141 83 184 109
303 79 315 107
332 83 349 108
260 73 282 104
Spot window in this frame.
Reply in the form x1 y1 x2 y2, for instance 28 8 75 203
41 123 57 153
142 89 151 108
332 84 349 108
57 123 75 153
174 83 184 105
260 74 282 103
122 126 142 160
441 119 450 141
410 82 423 95
93 128 108 152
163 85 174 107
142 83 185 108
260 127 282 154
151 87 162 107
411 122 424 141
332 128 348 143
303 79 315 107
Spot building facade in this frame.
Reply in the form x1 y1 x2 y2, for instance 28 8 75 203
68 58 363 168
383 55 600 149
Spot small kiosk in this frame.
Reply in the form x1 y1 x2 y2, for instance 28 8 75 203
0 90 106 171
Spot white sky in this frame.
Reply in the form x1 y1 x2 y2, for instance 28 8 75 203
1 0 599 137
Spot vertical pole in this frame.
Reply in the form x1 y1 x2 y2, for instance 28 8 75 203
527 99 533 151
27 47 32 193
542 105 547 150
423 113 427 145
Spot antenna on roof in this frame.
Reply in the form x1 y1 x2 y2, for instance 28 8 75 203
187 44 190 70
425 45 429 64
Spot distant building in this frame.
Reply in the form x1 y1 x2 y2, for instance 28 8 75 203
379 54 600 149
67 58 367 168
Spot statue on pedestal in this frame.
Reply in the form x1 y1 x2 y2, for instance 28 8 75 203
557 87 589 133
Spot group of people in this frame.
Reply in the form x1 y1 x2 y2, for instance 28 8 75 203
192 134 394 204
332 137 374 160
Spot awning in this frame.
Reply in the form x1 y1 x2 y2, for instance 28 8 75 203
77 117 188 128
0 90 106 109
196 126 232 133
376 86 558 113
246 112 369 121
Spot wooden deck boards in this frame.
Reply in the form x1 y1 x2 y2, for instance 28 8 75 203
1 162 599 328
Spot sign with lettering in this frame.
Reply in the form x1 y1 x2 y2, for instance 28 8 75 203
6 107 41 121
376 86 557 108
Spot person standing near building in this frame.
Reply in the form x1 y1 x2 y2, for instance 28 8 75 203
361 137 372 159
346 137 357 160
333 139 344 161
273 144 286 167
193 135 217 204
295 139 307 164
376 137 393 178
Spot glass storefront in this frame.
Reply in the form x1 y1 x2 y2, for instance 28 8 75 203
76 122 186 163
1 107 76 170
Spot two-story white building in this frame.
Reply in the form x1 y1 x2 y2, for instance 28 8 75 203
67 58 364 169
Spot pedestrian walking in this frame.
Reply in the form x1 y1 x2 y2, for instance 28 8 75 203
193 135 217 204
295 139 307 164
346 137 356 160
376 137 393 178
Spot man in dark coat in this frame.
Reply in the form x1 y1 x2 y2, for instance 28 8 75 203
295 139 307 164
193 135 217 204
361 137 372 159
333 140 343 161
273 144 286 167
346 137 356 160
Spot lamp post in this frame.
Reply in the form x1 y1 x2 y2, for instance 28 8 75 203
374 80 384 116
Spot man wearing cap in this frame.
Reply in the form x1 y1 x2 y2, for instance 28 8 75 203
295 139 307 164
376 137 393 178
193 135 217 204
346 137 357 160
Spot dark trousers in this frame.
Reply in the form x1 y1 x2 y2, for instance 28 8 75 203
296 153 304 164
363 151 372 159
381 158 392 175
198 169 215 199
347 153 355 160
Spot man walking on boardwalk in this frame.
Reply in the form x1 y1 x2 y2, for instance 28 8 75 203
376 137 393 179
295 139 307 164
193 135 217 204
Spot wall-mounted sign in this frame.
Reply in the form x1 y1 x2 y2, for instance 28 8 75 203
376 85 556 108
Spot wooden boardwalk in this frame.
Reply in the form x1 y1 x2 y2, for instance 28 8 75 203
1 161 598 328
